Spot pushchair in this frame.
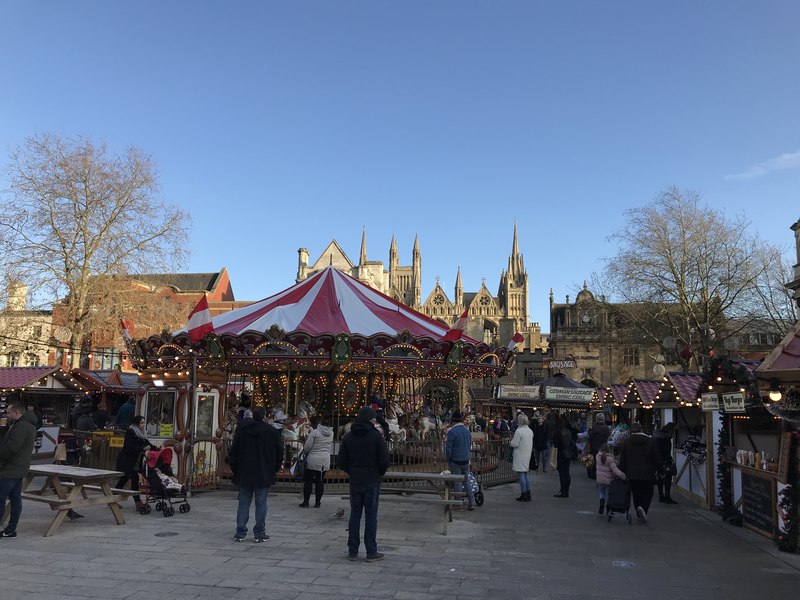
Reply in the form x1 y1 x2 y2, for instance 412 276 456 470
466 469 484 507
139 447 191 517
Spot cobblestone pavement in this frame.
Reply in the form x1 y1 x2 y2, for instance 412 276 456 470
1 465 798 600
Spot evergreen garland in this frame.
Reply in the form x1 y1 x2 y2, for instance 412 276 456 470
717 410 742 525
777 429 799 553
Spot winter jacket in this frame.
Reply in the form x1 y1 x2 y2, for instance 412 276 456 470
509 425 534 473
337 420 389 486
303 424 334 472
445 422 472 464
587 422 610 454
595 450 626 485
92 408 110 429
115 399 135 429
619 433 662 482
229 419 283 489
0 411 37 478
76 413 97 432
532 422 549 451
652 428 674 468
554 424 578 462
115 428 153 474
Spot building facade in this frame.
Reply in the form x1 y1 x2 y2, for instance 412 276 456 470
296 226 546 350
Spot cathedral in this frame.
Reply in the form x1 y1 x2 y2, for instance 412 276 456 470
295 226 543 348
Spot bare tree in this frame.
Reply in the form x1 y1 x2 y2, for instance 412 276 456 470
592 187 792 370
0 133 190 365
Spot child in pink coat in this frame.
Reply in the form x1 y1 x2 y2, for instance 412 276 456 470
595 443 626 514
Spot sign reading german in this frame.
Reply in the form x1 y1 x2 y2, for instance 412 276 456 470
544 386 594 404
496 384 540 401
721 392 746 413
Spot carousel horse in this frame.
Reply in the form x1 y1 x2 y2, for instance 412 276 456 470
384 417 407 443
415 414 443 441
297 399 316 419
337 421 352 440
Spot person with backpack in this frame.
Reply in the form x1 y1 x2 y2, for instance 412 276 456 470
553 414 578 498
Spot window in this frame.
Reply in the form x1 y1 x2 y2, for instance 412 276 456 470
93 348 119 370
145 391 176 436
26 353 40 366
623 347 640 366
195 393 216 437
33 325 43 338
7 352 20 367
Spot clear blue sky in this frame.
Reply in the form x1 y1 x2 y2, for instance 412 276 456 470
2 2 798 330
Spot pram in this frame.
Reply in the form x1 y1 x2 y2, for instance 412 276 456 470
606 477 632 524
466 469 484 507
139 447 191 517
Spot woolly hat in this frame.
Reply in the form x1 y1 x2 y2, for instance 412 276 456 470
451 411 463 422
357 406 377 422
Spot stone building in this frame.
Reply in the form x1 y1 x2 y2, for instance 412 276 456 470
786 217 800 311
0 283 52 367
296 226 546 350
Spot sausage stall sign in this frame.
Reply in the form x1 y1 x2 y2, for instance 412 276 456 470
496 385 540 401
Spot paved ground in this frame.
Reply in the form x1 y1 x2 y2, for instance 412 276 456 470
1 464 798 600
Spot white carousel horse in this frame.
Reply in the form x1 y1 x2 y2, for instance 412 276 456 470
387 401 405 419
415 414 443 441
384 417 407 442
297 400 316 419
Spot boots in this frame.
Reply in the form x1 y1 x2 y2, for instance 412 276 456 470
515 492 526 502
598 499 605 514
524 491 532 502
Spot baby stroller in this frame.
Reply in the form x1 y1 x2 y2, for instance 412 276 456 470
139 447 191 517
606 477 632 524
466 469 484 507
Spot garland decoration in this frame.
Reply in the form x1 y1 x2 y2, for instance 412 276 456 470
777 430 799 553
717 410 742 525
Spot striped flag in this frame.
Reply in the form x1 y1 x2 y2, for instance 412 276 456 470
443 308 469 342
507 331 525 351
187 294 214 342
119 319 134 343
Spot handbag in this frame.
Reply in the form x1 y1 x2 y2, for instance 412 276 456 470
290 453 306 480
529 451 538 471
504 445 514 463
668 460 678 476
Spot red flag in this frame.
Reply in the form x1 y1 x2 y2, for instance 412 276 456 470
443 309 469 342
119 319 134 343
187 294 214 342
507 331 524 351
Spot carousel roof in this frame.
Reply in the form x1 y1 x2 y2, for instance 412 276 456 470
180 266 479 342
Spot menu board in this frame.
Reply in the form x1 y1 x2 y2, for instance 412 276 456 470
777 432 791 484
741 472 775 538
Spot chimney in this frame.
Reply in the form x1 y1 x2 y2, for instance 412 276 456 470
7 282 27 311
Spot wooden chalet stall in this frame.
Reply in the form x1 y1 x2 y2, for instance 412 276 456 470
753 322 800 552
654 372 709 507
128 267 510 489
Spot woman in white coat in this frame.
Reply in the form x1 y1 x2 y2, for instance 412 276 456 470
299 415 334 507
509 412 534 502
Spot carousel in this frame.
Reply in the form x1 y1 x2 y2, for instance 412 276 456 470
127 267 513 488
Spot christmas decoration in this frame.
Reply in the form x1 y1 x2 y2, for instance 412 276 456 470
777 430 799 553
717 411 742 526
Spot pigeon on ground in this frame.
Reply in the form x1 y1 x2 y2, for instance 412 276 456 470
331 508 345 519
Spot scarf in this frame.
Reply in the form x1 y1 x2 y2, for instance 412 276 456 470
130 424 149 442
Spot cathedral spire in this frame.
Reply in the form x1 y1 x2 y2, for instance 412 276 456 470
455 266 463 307
412 234 421 307
512 221 519 257
359 228 367 266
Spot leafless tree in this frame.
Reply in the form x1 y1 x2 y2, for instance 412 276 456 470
0 133 190 365
592 187 792 370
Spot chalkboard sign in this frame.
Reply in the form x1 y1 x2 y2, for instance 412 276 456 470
777 432 790 484
741 472 775 538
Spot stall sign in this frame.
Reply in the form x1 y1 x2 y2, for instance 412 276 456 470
721 392 746 413
701 392 720 411
497 384 540 401
109 436 125 448
158 423 175 437
545 386 594 404
546 360 576 370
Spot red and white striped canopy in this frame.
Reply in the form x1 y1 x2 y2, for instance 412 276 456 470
196 267 476 342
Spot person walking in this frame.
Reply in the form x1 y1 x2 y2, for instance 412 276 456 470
653 422 678 504
0 404 37 538
618 423 662 522
553 414 578 498
299 415 334 508
585 413 610 479
595 443 626 514
337 406 390 562
532 414 549 472
115 415 155 513
509 412 534 502
445 410 475 510
228 406 283 543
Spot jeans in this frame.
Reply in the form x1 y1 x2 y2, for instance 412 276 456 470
0 477 23 533
236 486 269 538
448 462 475 506
557 458 571 494
597 483 610 501
538 448 550 470
518 471 531 494
348 483 380 556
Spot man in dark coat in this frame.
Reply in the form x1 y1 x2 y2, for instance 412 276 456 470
586 413 611 479
0 404 37 538
338 406 389 562
228 406 283 543
115 395 136 429
653 422 678 504
619 423 662 522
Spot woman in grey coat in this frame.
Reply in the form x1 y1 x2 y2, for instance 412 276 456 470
300 416 334 507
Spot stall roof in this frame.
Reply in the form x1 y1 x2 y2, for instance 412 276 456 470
756 321 800 383
656 372 705 407
608 384 628 406
626 379 662 407
0 366 85 393
71 369 139 393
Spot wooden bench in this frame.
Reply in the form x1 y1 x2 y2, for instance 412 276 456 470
21 493 72 507
57 481 138 499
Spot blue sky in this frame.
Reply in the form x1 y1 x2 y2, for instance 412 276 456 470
1 2 798 330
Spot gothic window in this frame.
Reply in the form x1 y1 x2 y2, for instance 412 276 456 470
623 347 640 366
479 296 490 307
433 294 444 306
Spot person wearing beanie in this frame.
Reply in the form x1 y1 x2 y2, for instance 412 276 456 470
337 406 389 562
445 410 475 510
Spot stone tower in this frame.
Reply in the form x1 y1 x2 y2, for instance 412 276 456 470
498 224 528 336
412 234 421 308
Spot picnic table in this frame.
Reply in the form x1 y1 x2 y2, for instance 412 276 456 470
343 470 467 535
19 464 129 536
